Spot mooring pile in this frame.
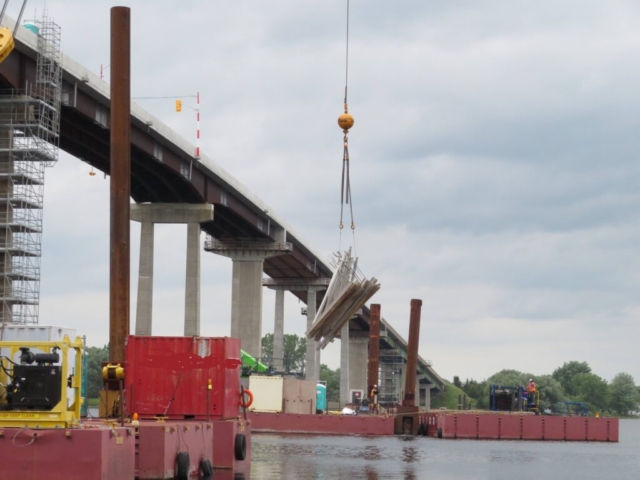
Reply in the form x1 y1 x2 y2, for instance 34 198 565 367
307 249 380 349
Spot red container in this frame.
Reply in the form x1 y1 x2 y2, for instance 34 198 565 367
125 336 242 420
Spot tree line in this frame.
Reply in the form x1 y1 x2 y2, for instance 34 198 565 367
454 361 640 415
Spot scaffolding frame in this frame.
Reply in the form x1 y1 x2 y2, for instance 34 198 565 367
378 349 404 406
0 13 61 324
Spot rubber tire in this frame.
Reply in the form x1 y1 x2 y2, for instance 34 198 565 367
200 457 214 477
437 427 443 439
176 452 190 480
234 433 247 461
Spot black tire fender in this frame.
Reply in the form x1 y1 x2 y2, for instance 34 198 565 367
234 433 247 461
176 452 189 480
200 457 214 476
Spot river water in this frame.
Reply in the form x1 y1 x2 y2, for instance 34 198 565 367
250 419 640 480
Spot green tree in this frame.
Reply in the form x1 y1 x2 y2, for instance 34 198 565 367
461 378 487 408
573 373 609 412
552 361 591 396
609 373 640 415
86 345 109 399
319 364 340 402
261 333 273 362
534 375 565 410
453 376 462 388
261 333 306 374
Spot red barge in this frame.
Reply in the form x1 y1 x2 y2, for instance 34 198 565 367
420 411 619 442
0 335 252 479
247 410 618 442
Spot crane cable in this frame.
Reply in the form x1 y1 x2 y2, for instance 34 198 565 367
338 0 356 254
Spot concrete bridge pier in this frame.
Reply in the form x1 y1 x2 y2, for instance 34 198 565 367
339 321 350 406
130 203 214 336
304 285 327 382
273 289 285 371
206 239 292 360
263 277 330 373
349 335 369 394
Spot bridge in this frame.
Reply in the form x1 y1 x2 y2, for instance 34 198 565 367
0 17 444 406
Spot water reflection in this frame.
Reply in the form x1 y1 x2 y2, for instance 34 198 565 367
402 445 419 463
251 422 639 480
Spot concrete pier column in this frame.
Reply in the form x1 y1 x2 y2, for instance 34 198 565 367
349 336 369 392
305 288 318 381
184 222 201 336
135 221 154 335
315 340 322 381
131 203 214 337
230 258 265 357
273 289 285 371
263 277 329 373
339 321 350 406
206 239 292 360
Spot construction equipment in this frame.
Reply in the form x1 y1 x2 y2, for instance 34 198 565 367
489 385 526 412
241 349 269 376
0 335 84 428
489 384 540 413
0 1 28 64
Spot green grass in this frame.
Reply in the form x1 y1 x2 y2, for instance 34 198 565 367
431 381 478 410
87 398 99 407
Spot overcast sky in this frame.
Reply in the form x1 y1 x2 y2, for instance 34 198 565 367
12 1 640 383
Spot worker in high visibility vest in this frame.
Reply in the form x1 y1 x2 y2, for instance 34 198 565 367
370 384 379 414
526 379 537 408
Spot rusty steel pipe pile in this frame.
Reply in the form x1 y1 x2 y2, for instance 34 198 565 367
403 299 422 407
109 6 131 364
367 303 381 398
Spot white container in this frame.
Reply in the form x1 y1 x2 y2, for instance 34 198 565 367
0 324 77 343
248 375 284 413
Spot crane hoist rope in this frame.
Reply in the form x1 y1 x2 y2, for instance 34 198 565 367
338 0 356 254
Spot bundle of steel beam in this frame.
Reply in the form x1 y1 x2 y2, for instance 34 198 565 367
306 249 380 349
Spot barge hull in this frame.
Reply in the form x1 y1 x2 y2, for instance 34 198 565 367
248 412 395 436
422 412 619 442
0 427 136 479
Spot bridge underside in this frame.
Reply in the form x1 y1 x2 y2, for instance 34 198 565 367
0 35 444 394
0 48 327 301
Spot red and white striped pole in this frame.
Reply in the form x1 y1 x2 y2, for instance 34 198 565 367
195 91 200 159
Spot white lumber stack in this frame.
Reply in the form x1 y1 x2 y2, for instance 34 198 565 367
306 249 381 349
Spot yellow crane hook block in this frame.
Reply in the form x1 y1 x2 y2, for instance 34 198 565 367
0 27 14 65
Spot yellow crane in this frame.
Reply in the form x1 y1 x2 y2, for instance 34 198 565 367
0 0 29 65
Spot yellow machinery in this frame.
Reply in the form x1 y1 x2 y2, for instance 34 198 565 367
0 0 30 65
0 26 14 63
0 335 84 428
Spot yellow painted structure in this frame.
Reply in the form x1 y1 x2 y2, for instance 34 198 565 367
0 27 15 65
0 335 83 428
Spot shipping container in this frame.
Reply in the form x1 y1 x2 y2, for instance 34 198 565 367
125 335 242 420
248 376 284 413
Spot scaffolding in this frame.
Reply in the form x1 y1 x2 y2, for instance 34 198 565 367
378 349 404 406
0 13 61 324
